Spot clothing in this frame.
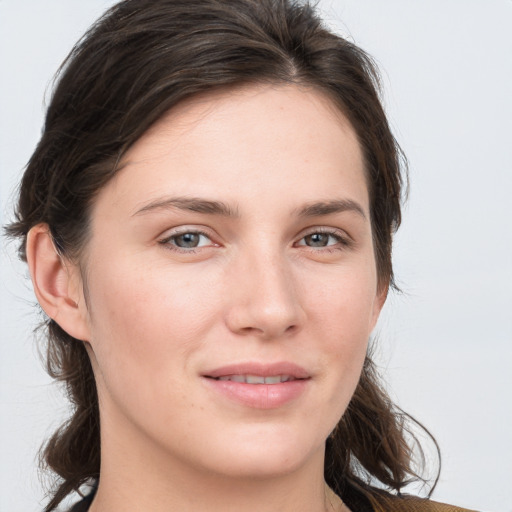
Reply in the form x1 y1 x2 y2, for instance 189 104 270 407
68 487 477 512
68 487 96 512
370 494 478 512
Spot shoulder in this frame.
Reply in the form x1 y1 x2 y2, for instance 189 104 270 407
369 494 479 512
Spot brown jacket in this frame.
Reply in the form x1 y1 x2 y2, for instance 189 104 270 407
370 494 478 512
69 487 478 512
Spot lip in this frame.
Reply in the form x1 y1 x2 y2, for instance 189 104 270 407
204 361 310 380
202 361 310 409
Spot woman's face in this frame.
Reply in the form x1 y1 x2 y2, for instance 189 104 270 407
75 84 385 479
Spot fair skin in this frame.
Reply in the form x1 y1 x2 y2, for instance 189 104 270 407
27 84 386 512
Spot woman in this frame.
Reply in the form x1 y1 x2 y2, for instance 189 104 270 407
5 1 476 511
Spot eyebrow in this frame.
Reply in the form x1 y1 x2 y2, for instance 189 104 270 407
296 199 367 220
132 196 240 217
132 196 366 221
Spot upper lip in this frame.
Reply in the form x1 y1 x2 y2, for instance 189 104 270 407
203 362 310 380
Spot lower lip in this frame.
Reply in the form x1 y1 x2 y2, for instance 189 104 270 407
203 378 309 409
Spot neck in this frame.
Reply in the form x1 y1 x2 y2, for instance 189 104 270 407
90 472 345 512
88 422 346 512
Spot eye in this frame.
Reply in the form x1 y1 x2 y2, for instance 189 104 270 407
301 233 336 247
159 230 213 251
295 229 350 251
297 231 346 249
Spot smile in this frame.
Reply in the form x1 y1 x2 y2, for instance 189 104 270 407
203 362 310 409
214 374 297 384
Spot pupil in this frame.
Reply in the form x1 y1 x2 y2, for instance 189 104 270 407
306 233 329 247
176 233 199 248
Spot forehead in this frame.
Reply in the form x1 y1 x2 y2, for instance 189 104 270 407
94 83 368 218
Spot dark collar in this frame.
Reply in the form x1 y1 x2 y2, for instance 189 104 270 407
68 485 97 512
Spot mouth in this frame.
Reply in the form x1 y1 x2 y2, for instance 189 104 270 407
202 362 310 408
209 374 301 384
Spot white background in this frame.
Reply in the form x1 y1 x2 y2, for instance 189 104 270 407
1 1 511 511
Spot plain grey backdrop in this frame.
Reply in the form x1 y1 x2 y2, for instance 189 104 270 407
1 1 511 511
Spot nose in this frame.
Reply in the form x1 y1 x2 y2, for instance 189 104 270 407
224 249 306 340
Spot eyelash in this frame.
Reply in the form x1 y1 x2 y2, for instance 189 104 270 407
158 228 352 254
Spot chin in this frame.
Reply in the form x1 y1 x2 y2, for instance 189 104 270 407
191 426 326 479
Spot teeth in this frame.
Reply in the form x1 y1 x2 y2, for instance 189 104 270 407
246 375 265 384
216 374 294 384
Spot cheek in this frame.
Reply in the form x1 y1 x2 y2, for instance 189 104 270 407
82 258 224 440
303 263 377 394
84 257 221 378
304 260 378 337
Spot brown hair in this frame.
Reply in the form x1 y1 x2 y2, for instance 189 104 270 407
6 0 438 510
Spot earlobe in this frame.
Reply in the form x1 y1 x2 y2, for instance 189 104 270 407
26 224 90 341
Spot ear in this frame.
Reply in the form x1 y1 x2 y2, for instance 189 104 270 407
370 282 389 332
26 224 90 341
